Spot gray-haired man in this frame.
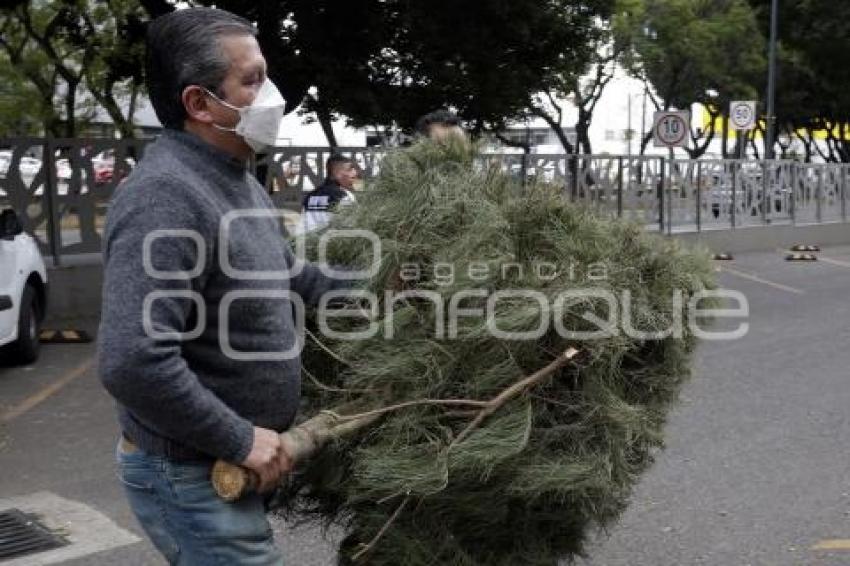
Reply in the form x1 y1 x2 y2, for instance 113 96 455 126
98 8 343 564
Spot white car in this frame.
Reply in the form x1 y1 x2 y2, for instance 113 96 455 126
0 151 9 179
0 208 48 363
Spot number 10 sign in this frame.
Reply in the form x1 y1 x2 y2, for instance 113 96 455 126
652 111 691 148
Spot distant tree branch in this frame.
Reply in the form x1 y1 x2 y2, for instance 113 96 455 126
495 132 530 153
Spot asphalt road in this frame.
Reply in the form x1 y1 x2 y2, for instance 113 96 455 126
1 246 849 565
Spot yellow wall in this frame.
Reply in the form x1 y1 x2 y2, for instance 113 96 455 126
700 106 850 141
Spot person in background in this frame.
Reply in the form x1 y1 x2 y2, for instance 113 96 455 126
300 154 358 233
415 109 467 143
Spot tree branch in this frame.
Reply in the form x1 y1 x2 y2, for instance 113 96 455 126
19 4 82 84
323 398 492 423
530 104 574 154
211 348 583 501
351 495 411 562
450 347 581 447
495 132 530 153
544 91 563 125
688 106 718 159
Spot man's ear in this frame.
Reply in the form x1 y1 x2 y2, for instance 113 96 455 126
182 85 215 124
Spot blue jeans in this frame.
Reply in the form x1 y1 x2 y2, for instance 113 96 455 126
116 439 284 565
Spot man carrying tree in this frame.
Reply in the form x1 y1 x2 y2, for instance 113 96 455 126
98 8 346 564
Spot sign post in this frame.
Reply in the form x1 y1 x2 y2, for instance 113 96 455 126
729 101 757 159
653 111 690 235
729 100 759 228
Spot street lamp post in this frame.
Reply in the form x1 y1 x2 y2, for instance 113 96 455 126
764 0 779 160
626 92 647 160
641 86 648 156
627 95 633 159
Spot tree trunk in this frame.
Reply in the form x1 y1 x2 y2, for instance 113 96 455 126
750 127 763 161
838 123 850 163
530 106 574 155
127 81 139 133
639 133 651 156
64 79 77 138
91 82 135 139
316 102 338 148
575 119 592 155
686 125 715 160
529 106 579 197
775 124 792 159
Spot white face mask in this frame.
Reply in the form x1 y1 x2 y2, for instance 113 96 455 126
204 79 286 152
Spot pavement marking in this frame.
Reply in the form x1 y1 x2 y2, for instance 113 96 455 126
0 356 94 424
812 539 850 551
717 266 806 295
818 256 850 269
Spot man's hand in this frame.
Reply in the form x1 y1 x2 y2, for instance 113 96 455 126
241 426 284 493
278 440 294 475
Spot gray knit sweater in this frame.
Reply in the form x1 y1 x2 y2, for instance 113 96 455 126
98 129 340 463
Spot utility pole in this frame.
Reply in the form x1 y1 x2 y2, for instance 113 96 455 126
627 95 633 158
764 0 779 160
641 86 648 155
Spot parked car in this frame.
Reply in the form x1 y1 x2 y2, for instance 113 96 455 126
18 157 42 182
0 152 41 185
92 150 135 184
0 208 48 364
55 158 72 181
0 150 10 179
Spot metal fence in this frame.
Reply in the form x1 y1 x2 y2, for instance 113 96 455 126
489 154 850 233
2 137 848 265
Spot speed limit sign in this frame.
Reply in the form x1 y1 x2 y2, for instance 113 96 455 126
653 111 691 148
729 101 757 131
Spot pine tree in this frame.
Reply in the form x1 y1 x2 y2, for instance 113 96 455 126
218 140 716 565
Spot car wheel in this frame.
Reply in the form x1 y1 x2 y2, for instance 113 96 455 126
11 285 40 364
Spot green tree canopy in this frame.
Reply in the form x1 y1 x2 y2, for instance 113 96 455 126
207 0 614 145
629 0 766 157
748 0 850 161
529 0 644 154
0 0 149 138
